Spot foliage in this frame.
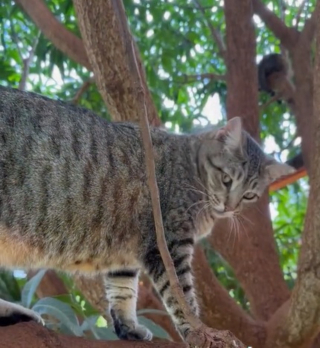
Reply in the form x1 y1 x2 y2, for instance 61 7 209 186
0 0 313 339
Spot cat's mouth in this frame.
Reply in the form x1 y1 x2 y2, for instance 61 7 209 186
211 208 234 219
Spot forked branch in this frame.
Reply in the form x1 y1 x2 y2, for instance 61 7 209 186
252 0 298 50
192 0 226 59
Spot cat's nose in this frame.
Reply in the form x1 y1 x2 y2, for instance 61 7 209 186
224 205 233 212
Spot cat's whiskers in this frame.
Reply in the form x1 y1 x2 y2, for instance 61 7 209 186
252 204 264 218
236 214 249 240
186 199 210 214
184 185 208 198
232 215 241 251
195 202 211 222
227 216 234 245
194 176 210 195
237 212 254 226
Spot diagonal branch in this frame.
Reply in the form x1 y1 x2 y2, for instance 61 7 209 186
71 76 95 104
73 0 161 126
192 0 226 59
19 30 41 91
14 0 91 70
294 0 309 28
252 0 298 50
300 0 320 43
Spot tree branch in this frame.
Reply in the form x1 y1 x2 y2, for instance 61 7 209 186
192 0 226 59
73 0 161 126
177 73 226 83
0 322 187 348
14 0 91 70
300 0 319 43
19 30 41 91
265 8 320 348
294 0 309 28
193 247 267 347
220 0 291 322
289 0 320 173
110 0 199 331
252 0 298 50
71 76 95 104
210 197 291 321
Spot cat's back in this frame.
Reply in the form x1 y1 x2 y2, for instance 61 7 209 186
0 87 146 253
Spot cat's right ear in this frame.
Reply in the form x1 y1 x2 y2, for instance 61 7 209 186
264 157 296 184
216 117 243 148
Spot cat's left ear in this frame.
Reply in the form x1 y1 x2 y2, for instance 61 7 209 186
264 157 296 184
216 117 242 148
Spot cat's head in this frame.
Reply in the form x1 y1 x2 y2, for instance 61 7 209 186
197 117 295 219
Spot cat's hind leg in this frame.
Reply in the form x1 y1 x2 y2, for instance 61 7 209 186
0 299 44 326
105 269 152 341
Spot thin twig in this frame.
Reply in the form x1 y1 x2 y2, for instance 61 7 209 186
10 20 24 62
19 30 41 91
192 0 226 60
71 76 95 104
278 0 286 22
110 0 201 330
282 131 298 151
294 0 309 28
259 94 279 112
177 73 226 84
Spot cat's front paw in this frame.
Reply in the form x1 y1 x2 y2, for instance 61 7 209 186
113 318 153 341
0 299 44 327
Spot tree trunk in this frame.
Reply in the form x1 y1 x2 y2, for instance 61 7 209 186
73 0 160 126
0 322 186 348
212 0 290 323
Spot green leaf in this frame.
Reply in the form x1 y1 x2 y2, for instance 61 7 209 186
94 327 119 340
32 297 83 336
21 269 46 308
138 316 171 340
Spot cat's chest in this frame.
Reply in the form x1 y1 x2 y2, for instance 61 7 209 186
194 213 215 241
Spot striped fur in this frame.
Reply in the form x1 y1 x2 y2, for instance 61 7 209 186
0 86 293 340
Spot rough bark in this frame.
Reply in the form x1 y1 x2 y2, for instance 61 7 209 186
193 247 266 347
73 0 160 127
253 0 320 173
0 322 187 348
289 3 320 173
211 0 290 322
263 8 320 348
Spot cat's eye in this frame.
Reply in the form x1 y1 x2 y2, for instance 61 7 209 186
243 192 257 200
222 173 232 185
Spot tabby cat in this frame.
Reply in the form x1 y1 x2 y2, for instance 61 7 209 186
0 86 293 340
